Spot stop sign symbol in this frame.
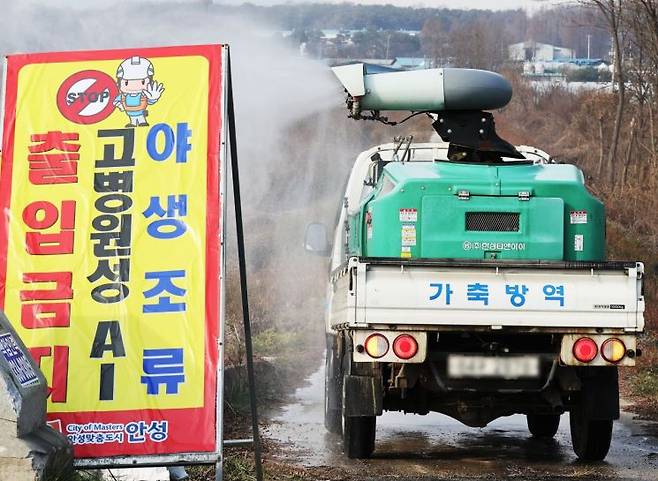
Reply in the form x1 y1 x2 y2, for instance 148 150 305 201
57 70 119 125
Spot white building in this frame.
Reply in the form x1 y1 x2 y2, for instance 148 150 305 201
509 41 575 62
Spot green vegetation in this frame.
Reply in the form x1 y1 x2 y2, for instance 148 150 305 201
222 456 257 481
252 328 309 359
186 458 309 481
69 471 103 481
186 458 258 481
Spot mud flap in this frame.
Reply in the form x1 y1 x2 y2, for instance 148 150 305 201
576 367 619 420
326 334 342 412
343 375 383 417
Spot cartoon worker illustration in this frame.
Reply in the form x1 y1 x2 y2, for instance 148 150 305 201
113 56 165 127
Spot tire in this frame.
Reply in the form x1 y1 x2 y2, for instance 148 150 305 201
342 412 376 459
338 335 377 458
570 409 613 461
324 342 342 434
527 414 560 438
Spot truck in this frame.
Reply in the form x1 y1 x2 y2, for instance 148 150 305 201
304 64 645 461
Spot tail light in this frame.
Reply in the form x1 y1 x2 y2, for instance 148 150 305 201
560 334 637 366
393 334 418 360
601 338 626 363
573 337 598 363
364 333 389 359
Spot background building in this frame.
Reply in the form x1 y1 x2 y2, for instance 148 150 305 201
509 41 575 62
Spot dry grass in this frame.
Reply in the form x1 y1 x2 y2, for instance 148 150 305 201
495 74 658 410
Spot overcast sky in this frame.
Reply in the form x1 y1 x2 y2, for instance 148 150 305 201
218 0 565 9
22 0 570 12
227 0 572 10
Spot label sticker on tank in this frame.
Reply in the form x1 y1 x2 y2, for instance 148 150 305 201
574 234 584 252
401 246 412 258
399 208 417 223
401 225 416 246
463 241 526 251
570 210 588 224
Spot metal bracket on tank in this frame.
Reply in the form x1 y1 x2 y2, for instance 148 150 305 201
392 135 414 162
432 111 524 161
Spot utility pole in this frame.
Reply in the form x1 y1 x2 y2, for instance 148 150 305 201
587 34 591 60
610 34 616 87
385 33 392 60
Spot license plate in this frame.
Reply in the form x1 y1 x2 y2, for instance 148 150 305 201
447 355 540 379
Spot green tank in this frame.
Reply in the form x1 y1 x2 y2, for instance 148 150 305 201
348 160 604 262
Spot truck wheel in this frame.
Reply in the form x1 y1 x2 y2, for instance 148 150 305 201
527 414 560 438
324 342 342 434
343 413 376 459
570 409 613 461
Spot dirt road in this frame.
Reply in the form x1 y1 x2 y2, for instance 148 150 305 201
265 362 658 480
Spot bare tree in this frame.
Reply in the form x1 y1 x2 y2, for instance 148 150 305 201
630 0 658 166
581 0 625 183
420 18 447 68
450 20 510 71
635 0 658 73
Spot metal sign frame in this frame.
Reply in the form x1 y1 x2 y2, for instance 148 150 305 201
0 44 229 471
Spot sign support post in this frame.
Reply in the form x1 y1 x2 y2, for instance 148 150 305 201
222 47 265 481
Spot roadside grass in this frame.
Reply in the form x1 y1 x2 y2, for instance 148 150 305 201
494 79 658 416
606 221 658 406
186 457 257 481
223 327 323 415
71 471 104 481
223 455 256 481
186 456 311 481
219 324 324 481
633 366 658 397
252 328 310 358
624 303 658 416
253 328 323 388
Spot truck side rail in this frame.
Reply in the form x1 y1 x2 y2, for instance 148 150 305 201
340 257 641 273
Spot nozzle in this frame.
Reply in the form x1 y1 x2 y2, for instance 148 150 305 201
331 63 512 115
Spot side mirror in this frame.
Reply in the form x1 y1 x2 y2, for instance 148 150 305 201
304 223 331 256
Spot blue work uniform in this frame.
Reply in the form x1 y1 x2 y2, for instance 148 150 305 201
114 93 156 117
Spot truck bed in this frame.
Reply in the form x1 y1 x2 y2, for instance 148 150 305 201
330 257 644 332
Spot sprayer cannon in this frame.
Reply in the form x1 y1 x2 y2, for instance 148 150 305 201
332 63 512 114
331 63 521 160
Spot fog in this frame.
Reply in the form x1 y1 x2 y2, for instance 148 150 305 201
0 0 340 204
0 0 390 338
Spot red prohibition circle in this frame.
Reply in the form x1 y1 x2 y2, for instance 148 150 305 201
56 70 119 125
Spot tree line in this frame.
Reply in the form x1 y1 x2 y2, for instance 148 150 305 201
221 3 610 62
575 0 658 185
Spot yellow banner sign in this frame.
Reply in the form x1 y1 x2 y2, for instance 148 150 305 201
0 45 225 459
